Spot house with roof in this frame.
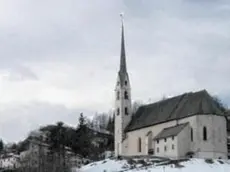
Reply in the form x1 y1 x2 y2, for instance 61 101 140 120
114 17 228 159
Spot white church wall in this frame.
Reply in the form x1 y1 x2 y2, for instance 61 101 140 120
177 124 190 158
178 115 197 152
177 115 227 159
125 114 227 159
194 115 227 159
126 120 177 156
125 116 196 156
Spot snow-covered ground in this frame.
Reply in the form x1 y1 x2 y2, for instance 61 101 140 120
75 157 230 172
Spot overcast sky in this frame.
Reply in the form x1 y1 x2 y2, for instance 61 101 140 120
0 0 230 143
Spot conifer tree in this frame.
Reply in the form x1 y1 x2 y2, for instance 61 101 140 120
75 113 92 158
0 139 3 153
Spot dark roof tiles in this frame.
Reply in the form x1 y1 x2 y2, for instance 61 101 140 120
154 123 189 140
126 90 225 132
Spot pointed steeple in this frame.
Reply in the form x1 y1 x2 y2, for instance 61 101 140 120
119 14 127 73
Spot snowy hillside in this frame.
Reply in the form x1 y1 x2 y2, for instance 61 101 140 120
75 157 230 172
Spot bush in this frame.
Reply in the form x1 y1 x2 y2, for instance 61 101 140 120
121 163 129 169
218 160 224 164
205 159 214 164
117 155 123 160
137 159 147 166
127 158 135 165
186 151 194 158
102 160 107 164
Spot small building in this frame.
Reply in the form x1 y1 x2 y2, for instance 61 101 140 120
154 123 190 158
0 153 20 170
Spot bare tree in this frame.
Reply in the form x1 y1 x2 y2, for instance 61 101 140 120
132 101 143 115
92 113 109 130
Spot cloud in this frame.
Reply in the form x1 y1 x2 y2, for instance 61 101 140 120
0 102 94 142
0 0 230 142
0 65 38 81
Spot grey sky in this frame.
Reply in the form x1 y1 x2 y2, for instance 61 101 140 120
0 0 229 142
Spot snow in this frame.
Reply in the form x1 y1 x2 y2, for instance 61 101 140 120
78 159 127 172
75 158 230 172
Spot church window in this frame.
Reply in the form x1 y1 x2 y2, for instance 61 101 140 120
125 81 127 85
172 136 174 140
191 128 193 142
138 138 142 152
164 146 167 152
124 91 128 99
156 139 159 144
117 91 120 100
157 147 159 153
164 138 167 142
203 126 207 141
125 107 128 115
172 144 174 150
117 108 120 115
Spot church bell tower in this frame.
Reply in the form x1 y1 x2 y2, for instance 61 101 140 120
114 14 132 157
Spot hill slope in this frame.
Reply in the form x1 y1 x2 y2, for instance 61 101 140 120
76 158 230 172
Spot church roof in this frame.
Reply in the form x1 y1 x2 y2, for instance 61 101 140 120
126 90 226 132
154 123 189 140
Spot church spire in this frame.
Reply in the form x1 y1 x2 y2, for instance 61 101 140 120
120 13 127 73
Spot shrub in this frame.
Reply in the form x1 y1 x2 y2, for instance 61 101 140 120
127 158 135 165
205 159 214 164
186 151 194 158
121 163 129 169
137 159 147 166
117 155 123 160
102 160 107 164
218 160 224 164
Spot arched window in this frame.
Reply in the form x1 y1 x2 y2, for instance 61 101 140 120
125 107 128 115
117 108 120 115
191 128 193 142
203 126 207 141
138 138 142 152
124 91 128 99
125 81 127 85
116 91 120 100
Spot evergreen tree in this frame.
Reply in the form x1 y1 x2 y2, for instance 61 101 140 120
79 113 86 128
0 139 3 153
106 116 114 151
48 121 67 172
74 113 93 158
106 116 114 134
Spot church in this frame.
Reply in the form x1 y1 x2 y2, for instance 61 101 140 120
114 18 228 159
